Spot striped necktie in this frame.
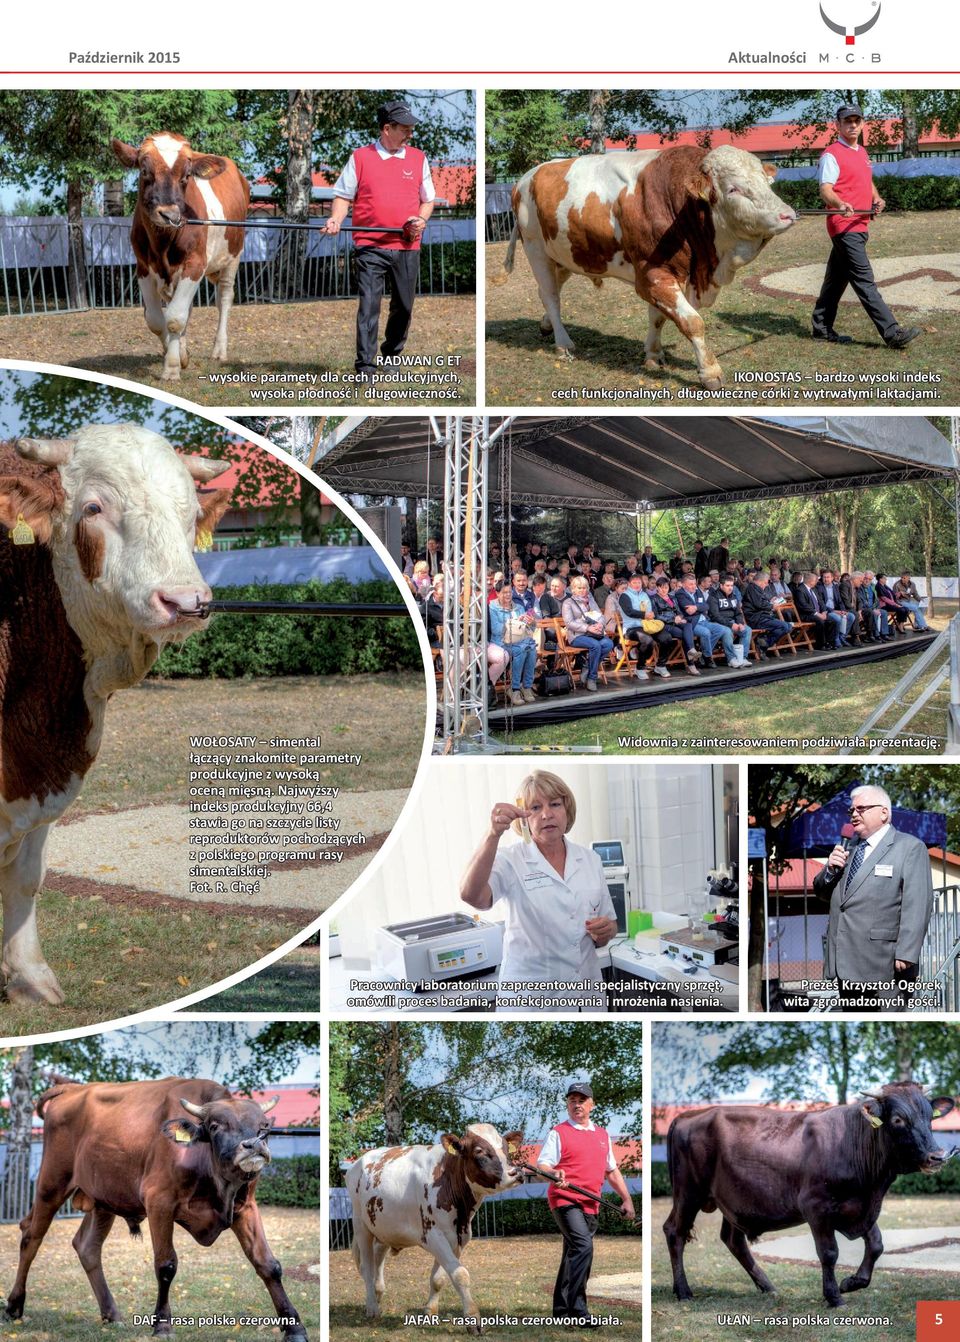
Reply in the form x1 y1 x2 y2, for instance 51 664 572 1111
845 841 866 889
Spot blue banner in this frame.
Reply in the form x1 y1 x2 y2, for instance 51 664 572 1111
785 785 947 856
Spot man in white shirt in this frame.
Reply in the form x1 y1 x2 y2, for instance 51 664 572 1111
811 104 919 349
323 100 436 379
538 1082 636 1325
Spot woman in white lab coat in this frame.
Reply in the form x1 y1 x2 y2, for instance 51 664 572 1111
460 770 617 1013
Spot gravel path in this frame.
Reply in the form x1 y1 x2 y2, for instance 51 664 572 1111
49 789 407 912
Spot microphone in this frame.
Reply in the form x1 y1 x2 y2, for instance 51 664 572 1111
840 822 857 853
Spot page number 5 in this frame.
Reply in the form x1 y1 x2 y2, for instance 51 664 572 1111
918 1302 959 1341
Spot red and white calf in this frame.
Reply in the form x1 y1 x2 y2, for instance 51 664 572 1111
347 1124 523 1331
112 133 250 381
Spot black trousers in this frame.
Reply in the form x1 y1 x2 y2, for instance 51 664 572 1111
812 232 898 341
354 247 420 373
551 1204 599 1320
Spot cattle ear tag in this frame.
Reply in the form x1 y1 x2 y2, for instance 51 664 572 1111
172 1122 194 1143
9 513 36 545
861 1106 883 1128
195 528 213 553
933 1108 943 1118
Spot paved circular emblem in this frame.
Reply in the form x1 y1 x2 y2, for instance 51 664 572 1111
747 253 960 312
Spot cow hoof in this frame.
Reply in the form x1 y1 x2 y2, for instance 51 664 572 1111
555 346 575 360
644 354 665 370
700 371 724 390
179 347 189 369
4 969 65 1006
160 369 182 382
838 1276 866 1294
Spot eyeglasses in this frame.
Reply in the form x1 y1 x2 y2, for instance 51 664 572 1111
847 804 885 816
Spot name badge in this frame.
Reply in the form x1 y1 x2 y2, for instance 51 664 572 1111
875 864 894 877
523 872 554 889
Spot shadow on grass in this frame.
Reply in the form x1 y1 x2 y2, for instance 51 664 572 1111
331 1305 408 1333
195 959 320 1012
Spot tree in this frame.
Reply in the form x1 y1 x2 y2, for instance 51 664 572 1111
275 90 315 301
0 91 243 309
0 1047 35 1220
652 1021 960 1114
485 89 701 180
715 89 960 160
330 1022 643 1181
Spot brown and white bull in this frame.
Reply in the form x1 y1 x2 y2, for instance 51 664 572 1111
500 144 797 389
4 1076 307 1338
111 133 250 381
0 424 231 1006
347 1124 523 1331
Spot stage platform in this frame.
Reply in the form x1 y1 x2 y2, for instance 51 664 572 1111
487 631 936 731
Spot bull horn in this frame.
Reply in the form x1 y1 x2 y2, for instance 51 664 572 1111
15 436 77 465
179 1098 206 1118
259 1096 279 1114
181 454 230 483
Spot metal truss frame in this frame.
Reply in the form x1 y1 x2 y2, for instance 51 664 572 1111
437 416 514 751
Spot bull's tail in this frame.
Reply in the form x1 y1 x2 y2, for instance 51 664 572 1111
489 222 519 287
125 1216 144 1238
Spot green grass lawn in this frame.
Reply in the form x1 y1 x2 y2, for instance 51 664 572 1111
0 887 300 1039
0 297 476 408
485 210 959 406
650 1196 958 1342
0 1207 318 1341
330 1235 641 1340
2 676 423 1030
503 641 948 755
194 945 320 1012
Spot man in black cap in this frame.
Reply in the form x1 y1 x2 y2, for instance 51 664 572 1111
812 105 920 350
323 100 436 379
538 1082 636 1325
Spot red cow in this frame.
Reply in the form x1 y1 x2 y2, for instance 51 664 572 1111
112 133 250 381
4 1076 308 1338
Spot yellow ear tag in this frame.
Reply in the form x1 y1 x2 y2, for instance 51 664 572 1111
9 513 35 545
173 1123 193 1143
863 1111 883 1129
932 1108 943 1118
195 528 213 553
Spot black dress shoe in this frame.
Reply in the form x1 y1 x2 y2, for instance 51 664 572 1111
812 328 852 344
886 326 921 349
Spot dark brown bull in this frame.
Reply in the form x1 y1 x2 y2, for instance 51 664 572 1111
664 1083 954 1306
111 132 250 382
4 1077 308 1338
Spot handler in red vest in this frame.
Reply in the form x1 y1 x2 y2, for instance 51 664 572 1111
811 104 920 350
538 1081 636 1325
323 100 436 379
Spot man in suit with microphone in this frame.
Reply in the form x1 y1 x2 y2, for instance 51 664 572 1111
813 784 934 1010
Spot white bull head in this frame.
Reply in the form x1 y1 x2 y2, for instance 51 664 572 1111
702 145 798 241
9 423 231 674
